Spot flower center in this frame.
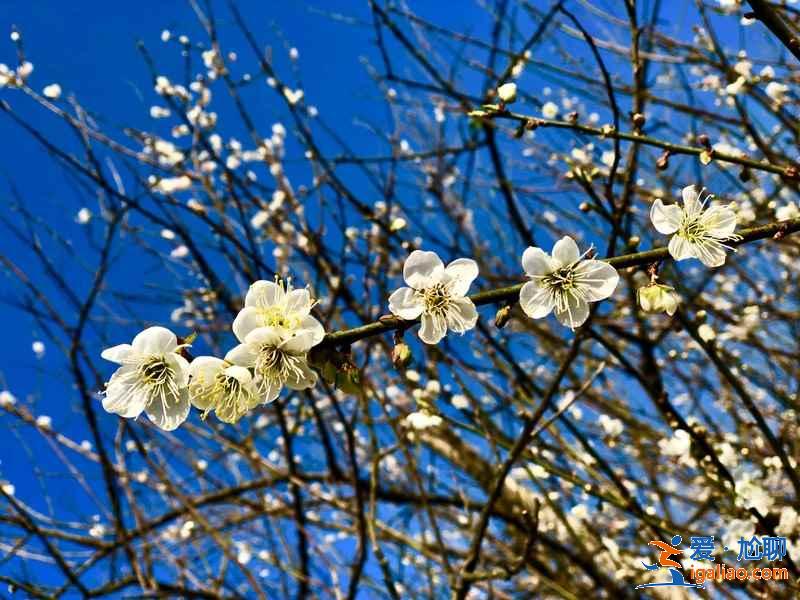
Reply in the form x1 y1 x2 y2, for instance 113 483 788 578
137 355 179 404
678 214 710 244
420 283 453 315
257 305 300 330
254 345 306 392
540 266 587 312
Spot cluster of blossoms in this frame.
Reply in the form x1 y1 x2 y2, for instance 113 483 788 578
102 278 322 430
101 180 740 430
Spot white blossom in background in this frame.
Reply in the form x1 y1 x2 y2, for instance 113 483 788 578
32 341 45 358
650 185 739 267
496 82 517 104
232 278 324 345
226 328 317 403
100 326 191 430
42 83 61 99
188 356 260 423
541 101 558 119
388 251 479 344
403 411 443 430
152 175 192 195
519 236 619 329
75 207 92 224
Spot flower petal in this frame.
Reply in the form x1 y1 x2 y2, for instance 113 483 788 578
280 330 315 354
701 205 738 239
521 247 553 277
224 365 253 384
232 307 263 343
256 377 283 404
681 185 702 216
551 236 580 268
554 296 590 329
403 250 445 289
285 361 317 390
225 343 259 367
446 297 478 333
188 355 225 379
245 280 283 308
298 315 325 346
284 288 312 315
444 258 478 297
103 366 148 418
101 344 134 364
244 326 285 348
519 281 554 319
694 238 728 268
418 312 447 345
650 199 681 235
145 387 190 431
575 260 619 302
668 234 696 262
132 326 178 355
388 287 424 320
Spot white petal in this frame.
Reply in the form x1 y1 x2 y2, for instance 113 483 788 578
444 258 478 297
446 297 478 333
244 326 285 347
298 315 325 346
650 199 681 235
681 185 702 216
521 247 553 277
145 387 190 431
285 361 317 390
403 250 445 289
519 281 554 319
701 205 737 239
168 353 191 385
225 343 259 367
245 280 284 308
224 365 253 384
695 239 728 268
188 355 225 379
668 234 696 262
284 288 311 315
554 296 590 329
418 312 447 345
232 307 263 343
280 330 315 354
551 236 580 268
257 377 283 404
101 344 134 364
103 367 148 418
388 287 424 320
131 326 178 355
575 260 619 302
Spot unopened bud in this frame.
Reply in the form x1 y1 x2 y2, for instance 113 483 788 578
637 283 679 316
579 201 591 212
632 113 646 129
392 342 412 369
495 305 512 328
656 151 670 170
697 134 711 149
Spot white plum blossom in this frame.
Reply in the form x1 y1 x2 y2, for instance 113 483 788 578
388 250 479 345
188 356 260 424
496 82 517 104
232 278 324 346
637 282 679 316
541 101 558 119
519 236 619 329
226 327 317 403
650 185 739 267
42 83 61 99
403 411 443 430
101 327 191 430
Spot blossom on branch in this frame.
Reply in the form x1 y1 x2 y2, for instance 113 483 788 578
226 327 318 403
100 327 191 430
388 250 479 345
650 185 740 267
188 357 260 424
519 236 619 329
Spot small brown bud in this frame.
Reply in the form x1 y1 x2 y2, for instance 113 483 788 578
494 305 512 328
697 134 711 149
392 342 412 369
656 151 670 171
579 201 591 212
632 112 646 129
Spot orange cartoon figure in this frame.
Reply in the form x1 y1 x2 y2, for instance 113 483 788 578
648 535 683 568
